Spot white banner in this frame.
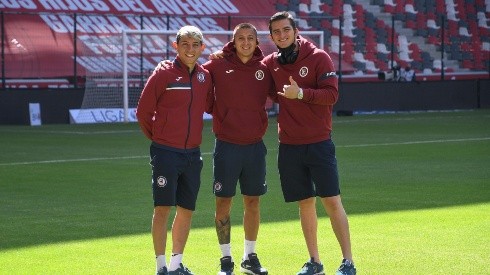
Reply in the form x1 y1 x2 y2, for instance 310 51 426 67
29 103 42 126
69 108 211 124
69 108 137 124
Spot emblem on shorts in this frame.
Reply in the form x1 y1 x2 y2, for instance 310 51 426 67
197 72 205 82
214 181 223 192
156 176 167 188
299 66 308 77
255 70 264 80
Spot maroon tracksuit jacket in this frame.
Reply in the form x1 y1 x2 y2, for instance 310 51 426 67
204 41 276 145
136 57 213 150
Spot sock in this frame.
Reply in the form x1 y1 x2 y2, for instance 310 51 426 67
156 255 166 272
310 257 321 264
344 259 354 266
243 239 256 260
168 253 183 271
220 243 232 258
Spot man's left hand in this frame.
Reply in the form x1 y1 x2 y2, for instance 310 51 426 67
278 76 301 99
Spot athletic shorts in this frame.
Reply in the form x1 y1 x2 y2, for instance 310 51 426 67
212 139 267 197
149 144 203 210
278 139 340 202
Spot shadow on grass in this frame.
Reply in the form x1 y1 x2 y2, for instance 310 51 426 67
1 151 488 251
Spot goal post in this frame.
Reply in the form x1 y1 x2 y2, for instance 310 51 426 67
74 29 323 124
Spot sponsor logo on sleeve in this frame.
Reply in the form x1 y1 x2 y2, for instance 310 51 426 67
320 71 337 80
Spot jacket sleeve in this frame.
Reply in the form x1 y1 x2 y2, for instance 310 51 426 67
205 85 215 115
266 69 279 103
202 62 215 115
136 70 164 140
261 58 279 103
302 51 339 106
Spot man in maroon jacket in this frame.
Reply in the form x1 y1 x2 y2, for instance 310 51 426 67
136 25 213 275
264 12 356 275
203 23 276 275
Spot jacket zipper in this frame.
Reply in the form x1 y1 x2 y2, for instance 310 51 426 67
184 68 195 151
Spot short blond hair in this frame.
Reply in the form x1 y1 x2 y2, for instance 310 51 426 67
176 25 204 44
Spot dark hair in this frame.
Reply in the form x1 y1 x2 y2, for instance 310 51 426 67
233 23 259 44
268 11 297 35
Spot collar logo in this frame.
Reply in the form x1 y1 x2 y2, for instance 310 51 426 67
299 66 308 77
255 70 264 80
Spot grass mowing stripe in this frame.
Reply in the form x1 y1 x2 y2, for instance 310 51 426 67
0 136 487 166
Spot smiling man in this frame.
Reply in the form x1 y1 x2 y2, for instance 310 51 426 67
136 25 213 275
262 11 357 275
203 23 276 275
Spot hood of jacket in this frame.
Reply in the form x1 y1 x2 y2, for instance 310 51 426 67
292 35 316 63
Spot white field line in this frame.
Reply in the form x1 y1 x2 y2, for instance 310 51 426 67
334 114 490 124
336 137 490 147
0 129 141 135
1 137 489 166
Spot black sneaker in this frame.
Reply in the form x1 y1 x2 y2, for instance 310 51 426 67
335 259 356 275
218 256 235 275
156 266 168 275
240 253 268 275
296 258 325 275
168 263 194 275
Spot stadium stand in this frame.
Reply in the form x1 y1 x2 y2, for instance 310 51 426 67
2 0 489 126
292 0 489 78
1 0 489 89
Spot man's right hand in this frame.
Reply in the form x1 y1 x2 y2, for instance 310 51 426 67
209 50 224 60
154 60 172 72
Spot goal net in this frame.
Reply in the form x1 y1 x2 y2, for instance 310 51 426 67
71 30 324 123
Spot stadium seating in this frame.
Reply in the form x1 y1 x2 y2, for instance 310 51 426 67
272 0 490 75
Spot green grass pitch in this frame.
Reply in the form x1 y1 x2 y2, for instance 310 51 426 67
0 110 489 274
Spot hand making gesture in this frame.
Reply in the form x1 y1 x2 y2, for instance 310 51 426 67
278 76 302 99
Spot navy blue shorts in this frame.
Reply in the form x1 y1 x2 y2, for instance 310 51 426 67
149 145 203 210
278 140 340 202
212 139 267 197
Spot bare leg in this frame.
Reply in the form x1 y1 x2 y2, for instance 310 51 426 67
152 206 171 256
299 197 320 263
321 195 353 262
243 195 260 241
215 197 233 245
171 206 194 254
